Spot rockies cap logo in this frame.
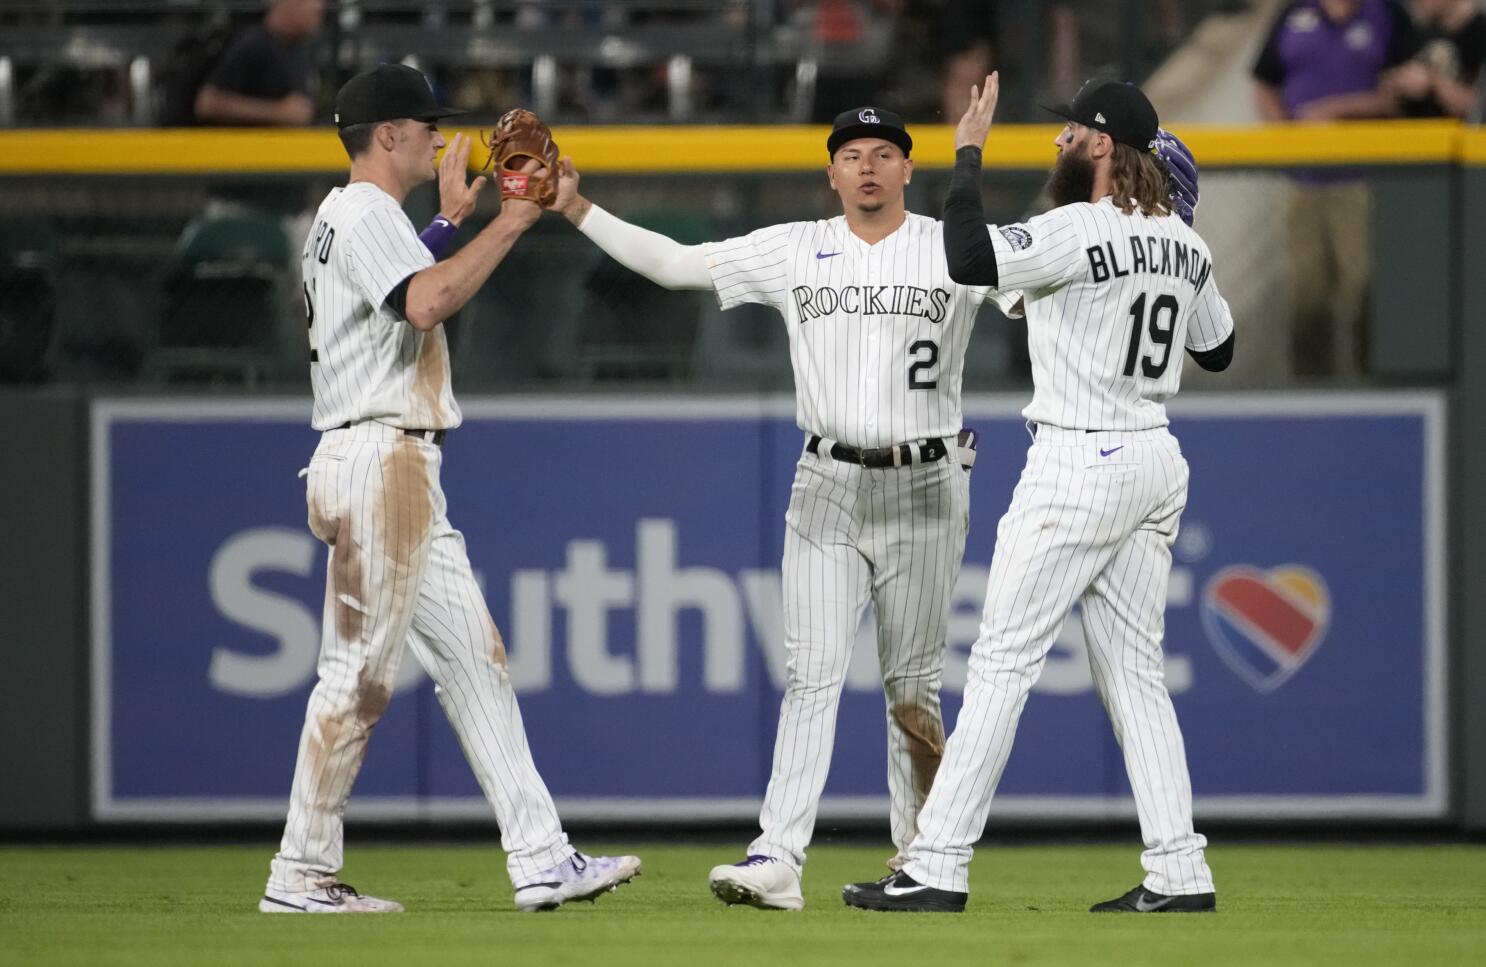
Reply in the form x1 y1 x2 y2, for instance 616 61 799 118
1095 112 1107 124
859 108 880 124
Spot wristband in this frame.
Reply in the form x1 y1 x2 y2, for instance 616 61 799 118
419 216 457 258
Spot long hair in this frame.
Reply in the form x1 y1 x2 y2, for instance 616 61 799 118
1108 143 1173 218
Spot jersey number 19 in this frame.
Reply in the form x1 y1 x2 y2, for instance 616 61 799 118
1122 293 1178 379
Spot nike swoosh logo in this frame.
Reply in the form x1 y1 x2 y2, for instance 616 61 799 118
883 882 930 897
816 251 842 260
1134 894 1173 912
1099 446 1124 457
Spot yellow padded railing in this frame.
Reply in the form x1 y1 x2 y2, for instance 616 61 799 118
0 120 1479 174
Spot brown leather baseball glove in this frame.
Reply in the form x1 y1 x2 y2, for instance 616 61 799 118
481 108 560 207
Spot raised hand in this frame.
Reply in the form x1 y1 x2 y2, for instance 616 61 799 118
954 71 1000 151
551 156 592 226
437 132 488 225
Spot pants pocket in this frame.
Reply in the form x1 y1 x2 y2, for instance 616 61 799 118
305 456 344 545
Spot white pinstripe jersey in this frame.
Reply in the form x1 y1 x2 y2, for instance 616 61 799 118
702 212 991 449
303 182 460 432
988 196 1234 431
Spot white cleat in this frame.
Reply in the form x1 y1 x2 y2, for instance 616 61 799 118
513 852 642 912
259 878 404 913
708 855 805 911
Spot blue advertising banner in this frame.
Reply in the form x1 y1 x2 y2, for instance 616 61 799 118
91 394 1445 821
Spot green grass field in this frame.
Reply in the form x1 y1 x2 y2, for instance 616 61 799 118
2 843 1483 966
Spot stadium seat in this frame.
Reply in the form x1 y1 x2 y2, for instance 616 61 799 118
142 208 291 387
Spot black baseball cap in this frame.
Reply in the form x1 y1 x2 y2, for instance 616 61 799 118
827 107 912 158
1043 80 1159 151
334 63 465 129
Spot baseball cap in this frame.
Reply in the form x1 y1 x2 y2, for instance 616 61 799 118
1043 80 1159 151
334 63 465 129
827 107 912 158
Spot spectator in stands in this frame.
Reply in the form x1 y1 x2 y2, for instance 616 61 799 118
194 0 324 126
1384 0 1486 118
1252 0 1419 379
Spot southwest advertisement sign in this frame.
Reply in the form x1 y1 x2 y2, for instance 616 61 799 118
91 394 1446 821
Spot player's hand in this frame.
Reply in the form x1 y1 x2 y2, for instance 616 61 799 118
550 157 593 226
954 71 999 151
550 156 581 212
437 132 488 226
496 157 545 227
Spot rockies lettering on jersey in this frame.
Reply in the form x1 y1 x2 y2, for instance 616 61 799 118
704 213 990 448
792 284 953 323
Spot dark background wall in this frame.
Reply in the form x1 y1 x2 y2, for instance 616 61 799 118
0 388 87 829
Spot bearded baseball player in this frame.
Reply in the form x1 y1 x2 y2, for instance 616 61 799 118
259 63 639 915
843 74 1233 914
550 107 997 910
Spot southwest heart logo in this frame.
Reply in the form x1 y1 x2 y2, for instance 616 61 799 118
1200 565 1329 693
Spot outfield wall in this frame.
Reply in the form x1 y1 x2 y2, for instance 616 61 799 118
58 392 1442 824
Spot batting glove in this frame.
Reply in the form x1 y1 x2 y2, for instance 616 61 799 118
1154 128 1199 227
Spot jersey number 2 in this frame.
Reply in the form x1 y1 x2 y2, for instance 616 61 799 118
303 281 320 362
1122 293 1178 378
908 339 939 390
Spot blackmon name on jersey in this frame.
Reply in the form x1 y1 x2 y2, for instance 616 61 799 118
1086 235 1211 293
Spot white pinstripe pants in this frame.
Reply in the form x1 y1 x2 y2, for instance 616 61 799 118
904 425 1214 896
268 422 573 893
751 440 970 872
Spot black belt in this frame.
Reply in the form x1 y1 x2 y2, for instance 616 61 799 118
335 422 447 447
807 435 949 468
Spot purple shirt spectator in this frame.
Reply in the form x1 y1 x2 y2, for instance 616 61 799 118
1254 0 1419 181
1254 0 1417 116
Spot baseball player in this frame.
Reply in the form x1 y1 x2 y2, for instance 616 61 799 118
259 63 639 914
551 107 992 910
843 74 1233 914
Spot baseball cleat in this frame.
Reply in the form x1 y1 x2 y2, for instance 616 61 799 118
842 870 966 913
513 852 642 912
708 855 804 911
259 878 403 913
1089 884 1216 913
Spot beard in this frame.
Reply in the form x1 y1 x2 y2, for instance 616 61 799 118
1045 149 1095 207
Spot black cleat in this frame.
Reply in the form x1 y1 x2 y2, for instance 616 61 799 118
1089 884 1216 913
842 870 967 913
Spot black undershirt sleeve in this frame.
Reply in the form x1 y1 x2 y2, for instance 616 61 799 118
1186 331 1235 372
384 273 415 320
943 146 999 287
